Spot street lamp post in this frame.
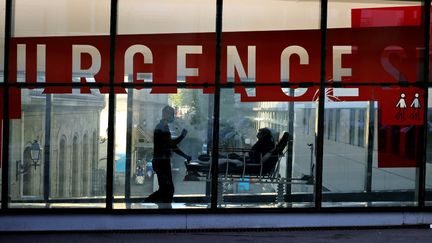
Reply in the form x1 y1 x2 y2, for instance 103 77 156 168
15 140 41 180
30 140 41 169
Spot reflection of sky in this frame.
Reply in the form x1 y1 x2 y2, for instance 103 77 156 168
100 95 128 154
100 96 109 139
115 153 126 173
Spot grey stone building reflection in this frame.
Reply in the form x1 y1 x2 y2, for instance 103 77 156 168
9 89 105 200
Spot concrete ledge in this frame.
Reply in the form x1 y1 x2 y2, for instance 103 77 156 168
0 212 431 231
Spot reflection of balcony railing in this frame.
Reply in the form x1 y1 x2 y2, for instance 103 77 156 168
22 89 106 108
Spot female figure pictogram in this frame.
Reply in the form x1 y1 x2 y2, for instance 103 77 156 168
395 93 407 120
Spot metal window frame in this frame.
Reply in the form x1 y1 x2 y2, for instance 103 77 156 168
0 0 431 214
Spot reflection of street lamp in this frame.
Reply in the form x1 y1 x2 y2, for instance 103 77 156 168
30 140 41 168
16 140 42 180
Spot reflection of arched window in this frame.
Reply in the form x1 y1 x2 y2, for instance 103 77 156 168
82 134 89 196
58 137 66 197
92 131 97 171
72 135 79 197
91 131 98 196
22 147 32 196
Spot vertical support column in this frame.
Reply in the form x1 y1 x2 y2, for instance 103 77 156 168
210 0 223 209
125 88 133 202
418 0 430 209
106 0 118 210
1 0 13 210
206 96 214 198
315 0 328 209
43 94 52 204
285 90 294 201
364 101 374 193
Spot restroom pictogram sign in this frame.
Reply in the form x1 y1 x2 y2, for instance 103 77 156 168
380 88 424 125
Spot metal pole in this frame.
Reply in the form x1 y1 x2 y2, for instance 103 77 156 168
106 0 118 210
1 0 13 210
206 96 213 198
43 94 52 204
364 101 374 193
315 0 328 209
418 0 430 209
125 88 133 202
210 0 223 209
285 92 294 201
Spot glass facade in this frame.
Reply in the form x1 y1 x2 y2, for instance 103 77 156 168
5 0 110 208
9 90 107 208
1 0 431 211
218 89 315 208
324 1 425 207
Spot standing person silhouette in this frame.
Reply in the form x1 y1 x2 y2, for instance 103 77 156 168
144 105 191 204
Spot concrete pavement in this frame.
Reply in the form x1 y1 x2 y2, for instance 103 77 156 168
0 227 431 243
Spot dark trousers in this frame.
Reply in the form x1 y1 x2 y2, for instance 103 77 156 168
145 158 174 203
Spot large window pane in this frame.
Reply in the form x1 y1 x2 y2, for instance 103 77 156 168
217 88 315 208
114 88 213 209
327 1 423 84
220 1 320 207
13 0 111 86
115 0 216 209
223 0 320 31
323 86 424 207
9 89 107 208
223 0 321 86
8 0 111 209
325 0 424 208
117 0 216 87
14 0 110 37
118 0 216 34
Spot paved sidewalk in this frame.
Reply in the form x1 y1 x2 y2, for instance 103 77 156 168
1 227 431 243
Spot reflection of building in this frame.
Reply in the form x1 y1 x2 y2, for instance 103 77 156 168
10 89 106 199
254 102 291 133
134 90 168 164
111 90 171 196
254 101 368 148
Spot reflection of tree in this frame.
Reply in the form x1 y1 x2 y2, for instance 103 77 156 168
219 89 257 148
169 90 185 108
168 90 207 157
220 89 237 120
190 90 201 126
169 90 203 128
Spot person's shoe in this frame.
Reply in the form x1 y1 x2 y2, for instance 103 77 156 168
142 197 160 203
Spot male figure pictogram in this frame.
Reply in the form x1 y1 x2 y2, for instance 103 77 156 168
410 93 421 120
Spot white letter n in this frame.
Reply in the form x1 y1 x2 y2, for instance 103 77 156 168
227 46 256 97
